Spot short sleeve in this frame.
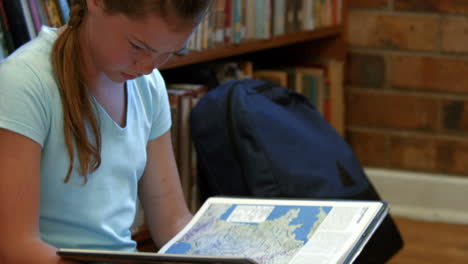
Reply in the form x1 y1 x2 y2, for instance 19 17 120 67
0 60 51 146
148 70 171 141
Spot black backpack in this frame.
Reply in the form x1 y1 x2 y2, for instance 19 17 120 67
190 79 403 263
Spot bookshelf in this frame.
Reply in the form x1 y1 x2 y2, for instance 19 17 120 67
0 0 348 253
161 25 343 70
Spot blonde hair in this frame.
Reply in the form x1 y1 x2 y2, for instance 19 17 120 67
51 0 212 183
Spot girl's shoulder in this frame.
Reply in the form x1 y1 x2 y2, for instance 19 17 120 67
0 27 56 93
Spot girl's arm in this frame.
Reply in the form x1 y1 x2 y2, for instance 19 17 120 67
0 129 79 264
138 130 193 248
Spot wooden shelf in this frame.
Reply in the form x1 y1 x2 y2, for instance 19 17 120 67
160 25 342 70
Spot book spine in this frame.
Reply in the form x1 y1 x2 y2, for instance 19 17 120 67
272 0 286 36
285 0 295 33
254 0 264 39
245 0 255 40
239 0 247 42
223 0 231 45
201 14 209 49
293 0 303 33
232 0 241 44
41 0 63 27
0 22 8 59
213 0 225 46
56 0 69 23
28 0 42 33
2 0 31 48
34 0 49 26
303 0 315 31
0 0 15 54
264 0 271 39
20 0 37 38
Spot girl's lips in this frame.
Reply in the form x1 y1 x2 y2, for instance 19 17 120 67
121 72 136 80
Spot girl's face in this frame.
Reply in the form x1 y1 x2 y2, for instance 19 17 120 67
84 0 194 83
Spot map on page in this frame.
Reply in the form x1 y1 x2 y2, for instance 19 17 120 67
164 203 333 264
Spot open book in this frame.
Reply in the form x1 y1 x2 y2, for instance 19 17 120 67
58 196 389 264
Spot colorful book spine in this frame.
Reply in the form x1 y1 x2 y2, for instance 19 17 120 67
28 0 42 33
56 0 70 23
41 0 63 27
34 0 49 27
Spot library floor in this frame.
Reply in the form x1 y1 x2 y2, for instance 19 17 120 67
387 217 468 264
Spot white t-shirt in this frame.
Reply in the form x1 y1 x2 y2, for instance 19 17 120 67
0 26 171 251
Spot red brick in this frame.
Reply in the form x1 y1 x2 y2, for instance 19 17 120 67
390 134 468 175
390 135 437 171
347 130 388 167
391 55 468 93
395 0 468 15
436 139 468 175
441 100 468 132
348 11 439 51
442 16 468 54
347 91 439 130
347 53 386 87
349 0 388 9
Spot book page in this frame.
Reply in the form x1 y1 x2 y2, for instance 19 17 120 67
159 197 386 264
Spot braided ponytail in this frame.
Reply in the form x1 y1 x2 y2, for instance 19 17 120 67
51 0 101 184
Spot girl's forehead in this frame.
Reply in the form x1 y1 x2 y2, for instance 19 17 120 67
118 13 194 51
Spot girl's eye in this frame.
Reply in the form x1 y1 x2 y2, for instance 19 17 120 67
130 42 143 50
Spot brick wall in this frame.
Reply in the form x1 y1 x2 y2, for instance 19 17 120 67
346 0 468 176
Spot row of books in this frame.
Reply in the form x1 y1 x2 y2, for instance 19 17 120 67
165 58 343 212
0 0 342 59
0 0 70 57
167 83 209 213
186 0 342 52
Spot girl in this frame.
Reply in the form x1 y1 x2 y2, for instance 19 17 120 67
0 0 212 263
